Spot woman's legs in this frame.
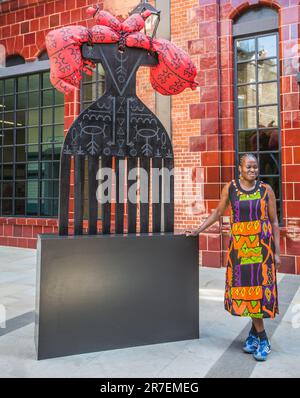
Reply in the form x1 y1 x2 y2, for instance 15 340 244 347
252 318 265 333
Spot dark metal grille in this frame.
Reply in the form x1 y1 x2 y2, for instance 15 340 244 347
234 32 282 222
0 71 64 217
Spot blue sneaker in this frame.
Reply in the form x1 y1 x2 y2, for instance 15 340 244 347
253 338 271 361
243 333 260 354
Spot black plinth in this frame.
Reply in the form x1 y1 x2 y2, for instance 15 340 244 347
35 233 199 360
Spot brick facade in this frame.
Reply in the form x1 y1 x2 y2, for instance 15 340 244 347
0 0 300 274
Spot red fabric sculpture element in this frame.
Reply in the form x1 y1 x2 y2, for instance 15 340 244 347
46 6 199 95
46 26 95 94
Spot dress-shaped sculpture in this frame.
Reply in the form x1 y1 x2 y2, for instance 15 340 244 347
59 43 174 236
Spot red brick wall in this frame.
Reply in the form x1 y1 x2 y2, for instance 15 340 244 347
1 0 300 275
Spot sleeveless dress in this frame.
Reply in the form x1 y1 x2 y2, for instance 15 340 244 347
224 179 279 319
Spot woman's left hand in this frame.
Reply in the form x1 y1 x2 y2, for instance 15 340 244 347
274 253 281 270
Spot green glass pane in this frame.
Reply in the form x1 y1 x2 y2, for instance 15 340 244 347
83 84 93 102
259 130 278 151
16 128 26 145
261 176 279 198
41 180 54 197
29 75 39 91
28 109 39 126
16 110 26 127
3 130 13 145
3 165 13 180
27 180 38 198
27 162 39 179
237 38 255 61
42 90 53 106
29 92 39 108
17 93 27 110
17 76 27 92
238 108 257 129
53 143 62 160
53 125 64 142
258 35 277 59
26 199 38 216
258 59 277 82
4 95 14 111
3 182 13 197
42 126 53 143
28 127 39 144
258 106 278 128
258 82 278 105
42 108 52 125
41 162 53 179
0 80 3 93
15 181 25 197
5 79 14 94
54 106 64 123
16 146 26 162
3 147 13 163
16 164 26 179
42 72 51 89
42 144 52 160
27 145 39 161
238 84 256 107
237 62 256 84
15 199 25 215
54 90 64 105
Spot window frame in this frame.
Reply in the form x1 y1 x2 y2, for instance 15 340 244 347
233 30 283 225
0 61 64 218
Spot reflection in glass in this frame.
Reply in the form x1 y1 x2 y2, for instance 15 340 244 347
54 106 64 123
27 180 38 198
258 106 278 128
262 176 279 197
42 180 53 198
258 82 277 105
27 145 39 161
41 162 53 179
5 79 14 94
42 144 52 161
16 111 26 127
42 72 51 89
54 125 64 142
238 108 257 129
238 130 257 152
26 199 38 216
27 163 39 179
42 90 53 107
238 84 256 107
42 108 52 124
54 90 64 105
28 109 39 126
4 95 14 111
259 153 279 175
259 130 278 151
42 126 53 143
53 144 61 160
17 93 27 109
258 59 277 81
53 162 60 179
237 38 255 61
258 35 276 59
237 62 256 84
29 75 39 91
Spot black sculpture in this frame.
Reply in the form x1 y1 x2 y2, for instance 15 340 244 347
35 22 198 361
59 43 174 236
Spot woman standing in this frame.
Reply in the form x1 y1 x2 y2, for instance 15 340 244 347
186 153 281 361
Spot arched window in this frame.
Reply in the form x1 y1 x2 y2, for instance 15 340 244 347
233 6 282 222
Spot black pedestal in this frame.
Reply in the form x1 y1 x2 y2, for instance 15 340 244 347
35 233 199 360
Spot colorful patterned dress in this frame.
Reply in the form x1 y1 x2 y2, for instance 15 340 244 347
224 179 279 319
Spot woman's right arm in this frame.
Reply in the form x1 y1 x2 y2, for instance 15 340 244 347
186 182 230 236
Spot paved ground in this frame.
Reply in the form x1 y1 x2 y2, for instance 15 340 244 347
0 245 300 378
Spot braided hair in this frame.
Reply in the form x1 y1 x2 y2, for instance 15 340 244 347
239 153 258 166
